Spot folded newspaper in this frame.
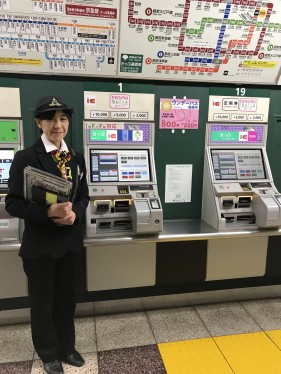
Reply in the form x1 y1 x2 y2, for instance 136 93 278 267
24 166 72 206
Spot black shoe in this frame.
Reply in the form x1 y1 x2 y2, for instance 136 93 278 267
61 350 85 367
43 360 64 374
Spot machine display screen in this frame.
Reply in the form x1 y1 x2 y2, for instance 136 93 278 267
89 149 151 183
211 149 266 180
0 148 14 184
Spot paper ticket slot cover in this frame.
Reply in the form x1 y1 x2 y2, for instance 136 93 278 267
252 195 281 228
24 166 72 206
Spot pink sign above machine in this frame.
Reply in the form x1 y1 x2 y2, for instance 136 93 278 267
159 98 200 130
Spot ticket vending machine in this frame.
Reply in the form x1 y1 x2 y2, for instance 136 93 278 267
0 87 23 242
202 96 281 231
83 91 163 237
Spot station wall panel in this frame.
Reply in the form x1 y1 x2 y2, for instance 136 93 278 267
0 75 280 221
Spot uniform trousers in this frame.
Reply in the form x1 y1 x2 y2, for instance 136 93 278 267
22 251 76 363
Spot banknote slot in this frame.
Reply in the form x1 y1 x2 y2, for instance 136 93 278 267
114 200 130 212
238 196 251 204
237 196 252 208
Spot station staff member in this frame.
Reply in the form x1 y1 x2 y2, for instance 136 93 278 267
5 96 89 374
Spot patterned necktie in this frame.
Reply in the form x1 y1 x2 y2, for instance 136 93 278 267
51 150 72 180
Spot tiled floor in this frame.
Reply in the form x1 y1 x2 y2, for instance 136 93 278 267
2 298 281 373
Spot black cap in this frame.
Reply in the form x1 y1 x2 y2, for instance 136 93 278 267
33 96 74 117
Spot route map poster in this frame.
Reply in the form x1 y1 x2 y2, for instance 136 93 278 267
0 0 281 83
118 0 281 84
0 0 120 76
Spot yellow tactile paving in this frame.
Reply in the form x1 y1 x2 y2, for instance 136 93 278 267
266 330 281 350
214 331 281 374
158 338 233 374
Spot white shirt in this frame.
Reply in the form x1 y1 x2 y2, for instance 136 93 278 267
41 133 69 153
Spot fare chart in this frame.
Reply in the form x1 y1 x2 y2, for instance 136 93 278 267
118 0 281 84
0 0 119 75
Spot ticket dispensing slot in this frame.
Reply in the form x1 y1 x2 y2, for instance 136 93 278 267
236 214 254 222
98 221 111 229
114 219 132 230
221 214 235 223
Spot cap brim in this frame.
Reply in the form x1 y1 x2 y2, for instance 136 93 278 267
33 107 74 117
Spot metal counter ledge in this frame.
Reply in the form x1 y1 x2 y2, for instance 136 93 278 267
83 219 281 246
1 219 281 251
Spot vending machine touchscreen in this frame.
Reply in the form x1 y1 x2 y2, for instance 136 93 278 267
83 91 163 237
89 149 151 183
211 149 266 181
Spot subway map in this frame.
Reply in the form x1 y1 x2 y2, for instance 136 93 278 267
118 0 281 84
0 0 280 83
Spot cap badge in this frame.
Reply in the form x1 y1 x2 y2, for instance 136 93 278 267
48 98 62 107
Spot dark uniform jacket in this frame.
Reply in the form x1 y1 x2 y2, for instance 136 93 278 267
5 138 89 258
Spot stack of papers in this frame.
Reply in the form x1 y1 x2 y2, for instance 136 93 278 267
24 166 72 206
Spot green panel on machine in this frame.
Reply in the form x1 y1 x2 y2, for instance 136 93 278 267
0 121 19 142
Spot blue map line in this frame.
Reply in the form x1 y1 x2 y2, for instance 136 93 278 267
44 52 84 62
0 35 114 48
214 3 231 59
184 3 232 64
0 18 57 25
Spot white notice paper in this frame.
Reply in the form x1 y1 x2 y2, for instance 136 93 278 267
165 165 192 203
